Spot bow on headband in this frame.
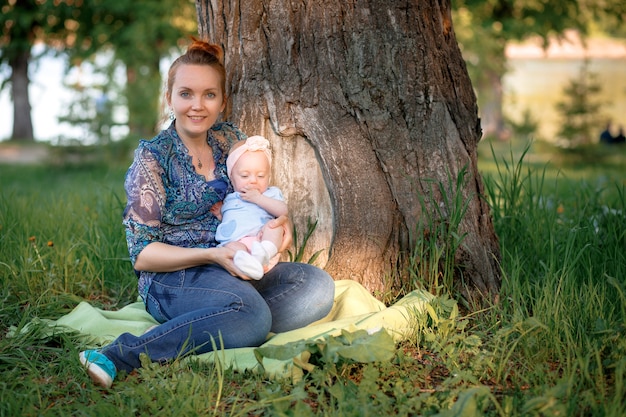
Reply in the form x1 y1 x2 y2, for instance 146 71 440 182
226 135 272 177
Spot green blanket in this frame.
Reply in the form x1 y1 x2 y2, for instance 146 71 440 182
34 280 434 379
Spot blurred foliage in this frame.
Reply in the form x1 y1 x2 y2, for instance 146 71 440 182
555 59 607 147
56 52 127 145
452 0 626 138
507 108 539 140
1 0 196 142
0 0 74 68
68 0 197 139
453 0 626 61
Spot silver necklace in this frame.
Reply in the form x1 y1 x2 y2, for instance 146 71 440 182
193 144 207 169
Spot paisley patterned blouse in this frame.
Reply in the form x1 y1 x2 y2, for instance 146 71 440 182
122 121 246 301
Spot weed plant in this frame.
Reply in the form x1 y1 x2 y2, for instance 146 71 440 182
0 142 625 416
409 165 473 297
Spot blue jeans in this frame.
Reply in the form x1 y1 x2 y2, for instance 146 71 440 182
101 262 335 373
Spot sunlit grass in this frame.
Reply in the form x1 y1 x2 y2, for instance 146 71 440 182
1 141 625 416
479 139 626 415
0 164 134 314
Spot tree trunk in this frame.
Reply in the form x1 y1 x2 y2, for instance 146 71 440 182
10 50 34 142
197 0 501 301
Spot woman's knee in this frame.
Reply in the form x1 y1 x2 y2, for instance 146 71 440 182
298 263 335 304
217 294 272 347
261 263 335 333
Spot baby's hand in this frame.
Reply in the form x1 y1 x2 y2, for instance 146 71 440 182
239 187 261 202
209 201 223 220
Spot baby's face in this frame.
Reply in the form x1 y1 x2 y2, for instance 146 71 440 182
230 151 271 193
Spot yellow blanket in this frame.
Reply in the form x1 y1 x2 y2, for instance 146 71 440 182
36 280 434 378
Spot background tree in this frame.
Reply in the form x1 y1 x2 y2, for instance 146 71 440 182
0 0 74 142
197 0 502 301
452 0 626 139
555 59 606 147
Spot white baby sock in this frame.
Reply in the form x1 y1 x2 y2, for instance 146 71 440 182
251 241 278 266
233 250 264 280
261 241 278 258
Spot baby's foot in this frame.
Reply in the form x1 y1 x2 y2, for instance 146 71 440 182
233 250 264 280
251 241 278 266
251 241 270 266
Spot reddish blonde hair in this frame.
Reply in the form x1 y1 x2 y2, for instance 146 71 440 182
166 37 226 101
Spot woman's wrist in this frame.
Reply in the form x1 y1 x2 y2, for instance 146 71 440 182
204 247 218 264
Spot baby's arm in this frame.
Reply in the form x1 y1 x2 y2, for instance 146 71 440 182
239 188 288 218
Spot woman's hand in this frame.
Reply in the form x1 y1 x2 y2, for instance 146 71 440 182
209 201 223 220
266 215 293 252
208 246 256 280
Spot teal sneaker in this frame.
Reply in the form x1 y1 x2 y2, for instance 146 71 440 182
79 350 117 388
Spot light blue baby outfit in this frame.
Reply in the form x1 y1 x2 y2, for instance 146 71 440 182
216 186 284 244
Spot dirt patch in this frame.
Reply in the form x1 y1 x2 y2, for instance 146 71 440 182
0 143 50 164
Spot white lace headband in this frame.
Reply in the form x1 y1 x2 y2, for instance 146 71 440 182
226 135 272 177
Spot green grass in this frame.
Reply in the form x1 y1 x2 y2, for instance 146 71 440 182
1 140 625 416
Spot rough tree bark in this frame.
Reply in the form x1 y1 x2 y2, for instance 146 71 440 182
196 0 501 301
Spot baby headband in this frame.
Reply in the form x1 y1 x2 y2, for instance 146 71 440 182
226 135 272 177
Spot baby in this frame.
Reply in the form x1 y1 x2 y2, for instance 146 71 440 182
215 135 287 279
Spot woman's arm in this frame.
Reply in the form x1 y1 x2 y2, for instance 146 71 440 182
137 215 293 273
134 242 251 278
134 242 221 272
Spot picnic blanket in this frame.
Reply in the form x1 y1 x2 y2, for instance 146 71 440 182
25 280 434 379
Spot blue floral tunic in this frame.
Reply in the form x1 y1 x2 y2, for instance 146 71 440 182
122 121 246 301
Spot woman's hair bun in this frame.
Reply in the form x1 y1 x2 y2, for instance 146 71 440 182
188 37 223 63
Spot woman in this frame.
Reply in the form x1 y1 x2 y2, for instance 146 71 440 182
79 38 335 388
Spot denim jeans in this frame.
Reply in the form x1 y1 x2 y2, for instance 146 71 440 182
101 262 335 373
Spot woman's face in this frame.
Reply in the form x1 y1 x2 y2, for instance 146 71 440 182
168 64 226 142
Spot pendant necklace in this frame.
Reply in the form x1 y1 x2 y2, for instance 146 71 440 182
195 144 207 169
